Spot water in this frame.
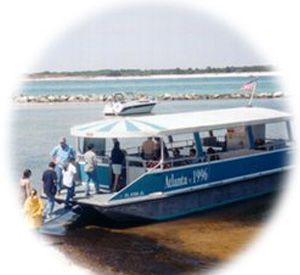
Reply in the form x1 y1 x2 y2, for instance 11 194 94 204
20 75 282 96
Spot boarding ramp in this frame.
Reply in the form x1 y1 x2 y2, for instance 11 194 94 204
39 206 81 236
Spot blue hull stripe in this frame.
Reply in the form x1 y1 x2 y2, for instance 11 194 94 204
111 149 291 202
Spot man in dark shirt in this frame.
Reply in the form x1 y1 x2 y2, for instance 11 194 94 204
42 161 57 218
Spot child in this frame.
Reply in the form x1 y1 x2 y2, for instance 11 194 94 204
20 169 33 206
24 189 44 229
62 157 77 208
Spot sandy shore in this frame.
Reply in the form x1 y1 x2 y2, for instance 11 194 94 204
24 71 279 82
46 194 278 275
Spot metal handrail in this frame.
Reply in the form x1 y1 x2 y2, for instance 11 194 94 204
76 153 111 164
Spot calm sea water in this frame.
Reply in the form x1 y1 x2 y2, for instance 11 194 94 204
21 75 282 96
11 98 289 189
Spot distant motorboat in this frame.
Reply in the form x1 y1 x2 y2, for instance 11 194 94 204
103 92 157 116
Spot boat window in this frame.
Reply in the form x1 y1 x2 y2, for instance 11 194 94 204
252 124 266 140
201 130 226 148
106 138 144 156
260 121 291 149
167 133 195 153
266 122 289 140
83 138 106 156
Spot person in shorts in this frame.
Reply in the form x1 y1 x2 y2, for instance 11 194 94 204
111 140 125 192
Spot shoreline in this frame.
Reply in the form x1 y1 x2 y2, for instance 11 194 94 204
23 71 279 82
13 91 285 104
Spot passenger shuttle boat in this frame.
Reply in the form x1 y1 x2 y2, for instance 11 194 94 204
55 107 293 222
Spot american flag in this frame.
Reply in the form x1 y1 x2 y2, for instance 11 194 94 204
241 80 257 91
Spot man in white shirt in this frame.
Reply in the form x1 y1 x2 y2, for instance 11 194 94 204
62 157 77 208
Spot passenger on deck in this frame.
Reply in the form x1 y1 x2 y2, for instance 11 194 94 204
141 137 156 160
185 148 198 164
207 147 220 161
84 143 98 196
111 141 125 193
19 169 32 206
173 148 181 158
24 189 44 229
172 148 184 167
42 161 57 219
50 137 76 194
254 138 266 149
62 157 77 208
153 137 169 160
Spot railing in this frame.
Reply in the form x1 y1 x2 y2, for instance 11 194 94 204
76 153 111 164
148 138 290 170
76 138 291 175
254 138 288 151
126 155 162 171
114 138 195 156
167 138 195 150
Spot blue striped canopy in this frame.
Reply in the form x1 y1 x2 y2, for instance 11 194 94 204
70 107 291 139
71 117 167 138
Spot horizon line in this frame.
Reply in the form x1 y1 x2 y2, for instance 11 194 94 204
28 64 274 75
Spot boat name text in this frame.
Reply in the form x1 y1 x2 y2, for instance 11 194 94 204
165 168 208 189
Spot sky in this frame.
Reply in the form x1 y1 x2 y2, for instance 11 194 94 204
34 4 265 72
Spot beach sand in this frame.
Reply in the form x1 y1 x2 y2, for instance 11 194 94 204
46 194 277 275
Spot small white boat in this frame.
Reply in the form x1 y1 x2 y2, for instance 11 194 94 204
103 92 157 116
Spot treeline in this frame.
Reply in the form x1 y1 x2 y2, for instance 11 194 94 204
28 65 274 79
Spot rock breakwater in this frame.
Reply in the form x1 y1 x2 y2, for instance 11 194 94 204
13 92 284 104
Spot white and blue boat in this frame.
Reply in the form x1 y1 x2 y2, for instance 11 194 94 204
103 92 157 116
56 106 293 222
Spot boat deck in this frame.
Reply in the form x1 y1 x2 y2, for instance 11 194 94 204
54 184 114 206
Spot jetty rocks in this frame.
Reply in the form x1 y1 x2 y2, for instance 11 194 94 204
13 92 285 104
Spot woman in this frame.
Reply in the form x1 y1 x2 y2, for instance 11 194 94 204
20 169 32 206
111 141 125 192
24 189 44 229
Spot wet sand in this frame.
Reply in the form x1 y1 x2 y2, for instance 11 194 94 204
47 194 277 275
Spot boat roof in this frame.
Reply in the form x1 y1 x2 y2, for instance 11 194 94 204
70 107 291 139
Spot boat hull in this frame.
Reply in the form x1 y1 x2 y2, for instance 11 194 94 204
104 102 156 116
82 171 286 222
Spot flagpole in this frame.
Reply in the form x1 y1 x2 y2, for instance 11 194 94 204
247 82 257 107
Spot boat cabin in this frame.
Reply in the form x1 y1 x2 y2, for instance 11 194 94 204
71 107 293 194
